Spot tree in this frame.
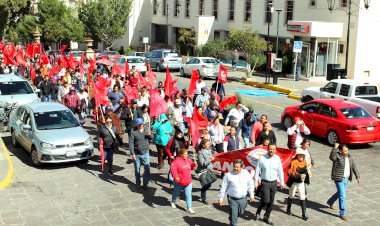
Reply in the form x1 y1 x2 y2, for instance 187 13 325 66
227 27 267 76
178 28 197 57
38 0 84 43
0 0 31 40
7 15 37 43
79 0 132 49
199 39 225 58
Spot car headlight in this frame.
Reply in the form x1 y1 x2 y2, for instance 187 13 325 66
84 137 92 146
41 142 55 149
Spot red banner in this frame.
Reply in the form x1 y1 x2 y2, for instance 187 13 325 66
218 64 228 84
212 146 295 182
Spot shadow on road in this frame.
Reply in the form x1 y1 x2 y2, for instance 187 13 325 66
183 216 228 226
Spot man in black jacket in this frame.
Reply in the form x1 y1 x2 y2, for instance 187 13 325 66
129 118 153 190
256 122 276 146
38 75 53 102
327 143 360 221
120 99 142 139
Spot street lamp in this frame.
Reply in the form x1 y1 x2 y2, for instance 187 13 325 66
327 0 370 77
265 2 274 84
275 9 283 57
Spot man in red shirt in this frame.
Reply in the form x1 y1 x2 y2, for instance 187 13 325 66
62 87 81 114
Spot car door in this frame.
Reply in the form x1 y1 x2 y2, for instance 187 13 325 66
183 58 195 74
150 51 158 67
313 103 339 138
19 111 33 151
12 107 26 146
192 58 201 72
298 102 318 130
335 83 351 101
320 82 338 99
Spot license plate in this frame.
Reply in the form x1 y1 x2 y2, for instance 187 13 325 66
367 126 374 131
66 151 77 157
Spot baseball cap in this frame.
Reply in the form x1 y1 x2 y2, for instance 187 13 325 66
105 106 112 111
131 99 138 104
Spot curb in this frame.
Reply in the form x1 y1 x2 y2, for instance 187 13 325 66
0 138 14 189
245 81 301 101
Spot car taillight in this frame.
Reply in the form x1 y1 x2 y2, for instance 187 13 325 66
160 58 165 63
376 106 380 113
346 126 358 132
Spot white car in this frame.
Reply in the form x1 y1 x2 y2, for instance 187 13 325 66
117 56 147 75
128 52 146 59
180 57 220 78
301 79 380 119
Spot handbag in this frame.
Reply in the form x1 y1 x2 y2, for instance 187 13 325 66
199 169 217 187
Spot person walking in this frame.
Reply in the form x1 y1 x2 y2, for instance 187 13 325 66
212 77 226 101
224 102 249 137
129 118 153 190
286 148 310 221
62 87 81 114
223 126 240 152
287 117 311 150
170 148 197 214
196 139 215 204
256 122 276 146
241 111 258 148
254 143 285 225
152 114 173 170
250 114 272 146
166 130 189 165
38 75 53 102
218 159 255 226
97 116 123 176
327 143 360 221
208 115 225 153
231 49 239 71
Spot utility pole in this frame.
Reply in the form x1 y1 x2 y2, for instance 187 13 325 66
166 2 169 48
265 2 273 84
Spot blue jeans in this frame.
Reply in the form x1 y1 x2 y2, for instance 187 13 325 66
172 180 192 209
103 148 114 172
42 95 51 102
232 62 237 71
134 152 150 186
327 178 348 216
243 137 250 148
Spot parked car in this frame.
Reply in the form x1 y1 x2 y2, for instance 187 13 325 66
301 79 380 119
281 99 380 146
116 56 147 75
128 52 146 59
180 57 220 78
46 50 59 57
64 50 83 61
146 49 182 72
10 102 94 166
98 51 122 61
0 74 40 106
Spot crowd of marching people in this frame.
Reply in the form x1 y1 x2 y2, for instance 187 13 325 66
0 42 360 225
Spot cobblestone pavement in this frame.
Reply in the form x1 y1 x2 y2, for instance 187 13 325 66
0 74 379 226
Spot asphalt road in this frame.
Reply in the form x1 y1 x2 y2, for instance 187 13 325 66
0 72 379 226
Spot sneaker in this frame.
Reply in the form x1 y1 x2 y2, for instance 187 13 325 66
171 202 177 209
187 208 195 214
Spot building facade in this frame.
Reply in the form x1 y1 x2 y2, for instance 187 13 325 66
116 0 379 83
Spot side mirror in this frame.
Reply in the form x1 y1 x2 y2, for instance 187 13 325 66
319 87 324 92
22 124 32 130
35 88 41 93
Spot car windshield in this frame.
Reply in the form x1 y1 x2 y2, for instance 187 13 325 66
340 107 372 119
0 81 34 95
34 110 80 130
164 51 180 57
135 52 145 57
72 52 83 57
203 59 219 64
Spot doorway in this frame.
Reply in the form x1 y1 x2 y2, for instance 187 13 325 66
301 43 311 77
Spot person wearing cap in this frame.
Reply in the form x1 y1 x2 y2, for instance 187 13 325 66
62 86 81 114
98 115 123 176
286 148 310 221
194 87 209 109
129 118 154 189
152 114 173 170
287 117 311 150
120 99 142 139
172 98 185 133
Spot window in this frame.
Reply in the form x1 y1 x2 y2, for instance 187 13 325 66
185 0 190 17
0 81 34 95
339 84 351 97
317 104 337 118
162 0 167 15
16 108 26 120
341 0 348 7
213 0 218 19
323 82 338 94
265 0 273 23
286 0 294 23
214 31 220 39
309 0 316 7
355 86 379 96
340 107 371 119
244 0 252 22
228 0 235 21
153 0 157 15
174 0 179 16
301 102 318 113
199 0 204 15
339 44 344 54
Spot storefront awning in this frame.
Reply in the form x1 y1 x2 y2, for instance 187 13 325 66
287 21 343 38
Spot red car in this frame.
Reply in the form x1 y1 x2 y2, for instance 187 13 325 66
281 99 380 146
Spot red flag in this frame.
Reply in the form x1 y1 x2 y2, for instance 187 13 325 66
123 81 139 104
188 70 199 97
0 42 4 51
188 107 209 147
3 51 16 65
219 95 238 112
149 89 168 117
137 71 149 88
59 45 67 55
111 60 118 76
58 55 69 68
125 61 130 75
164 67 174 96
41 51 49 65
80 53 85 64
68 51 76 70
34 43 41 55
94 81 111 107
4 43 16 57
15 48 27 66
99 137 105 171
146 61 156 87
30 64 36 84
212 146 295 183
218 64 228 84
48 65 61 77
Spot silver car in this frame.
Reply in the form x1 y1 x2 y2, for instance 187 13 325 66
10 102 93 166
0 74 40 106
147 49 182 72
180 57 220 78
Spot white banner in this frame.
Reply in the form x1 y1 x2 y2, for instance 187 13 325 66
196 16 215 46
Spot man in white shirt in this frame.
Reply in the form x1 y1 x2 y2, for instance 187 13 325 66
224 102 249 137
254 143 285 225
218 159 255 226
287 117 311 149
172 99 184 133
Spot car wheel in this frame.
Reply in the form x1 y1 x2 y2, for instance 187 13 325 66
156 64 161 72
31 146 41 167
11 129 19 148
302 96 313 103
180 68 185 77
327 130 339 146
283 115 293 129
